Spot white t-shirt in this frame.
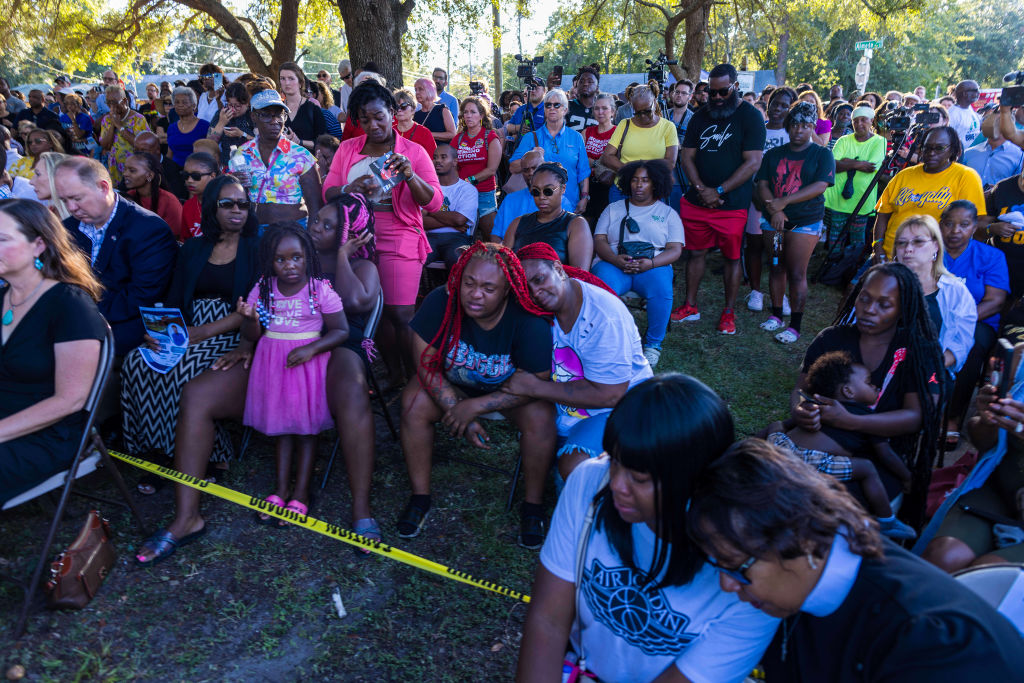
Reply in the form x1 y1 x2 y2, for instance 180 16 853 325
594 200 685 261
552 281 652 435
947 105 981 149
196 92 221 123
764 127 789 152
540 457 779 683
433 179 478 235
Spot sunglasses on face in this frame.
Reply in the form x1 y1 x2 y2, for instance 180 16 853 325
544 101 563 109
707 555 756 585
341 73 352 81
217 198 250 209
530 186 557 197
633 108 654 117
398 102 414 110
921 144 950 154
708 86 734 98
184 171 214 181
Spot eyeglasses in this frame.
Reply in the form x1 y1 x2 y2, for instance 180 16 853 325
184 171 215 181
921 144 950 154
893 237 934 250
530 187 557 197
544 102 563 109
707 555 757 585
217 198 251 209
708 86 734 98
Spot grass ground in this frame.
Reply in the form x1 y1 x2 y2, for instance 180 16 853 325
1 251 844 682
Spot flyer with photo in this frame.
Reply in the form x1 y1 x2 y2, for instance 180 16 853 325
138 306 189 374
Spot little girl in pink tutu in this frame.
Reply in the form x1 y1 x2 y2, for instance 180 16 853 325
237 222 348 524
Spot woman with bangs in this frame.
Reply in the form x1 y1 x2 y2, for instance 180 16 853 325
518 375 779 683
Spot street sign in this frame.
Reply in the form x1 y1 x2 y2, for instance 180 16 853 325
855 39 883 50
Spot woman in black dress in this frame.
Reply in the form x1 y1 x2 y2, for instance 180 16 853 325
279 61 326 152
120 175 259 490
0 199 107 506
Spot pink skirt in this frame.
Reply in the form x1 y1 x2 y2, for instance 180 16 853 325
375 210 429 306
244 332 332 436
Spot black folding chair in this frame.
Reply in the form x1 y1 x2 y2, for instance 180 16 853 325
322 290 398 488
1 322 147 637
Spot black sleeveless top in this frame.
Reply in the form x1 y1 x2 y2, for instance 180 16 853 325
512 211 578 262
414 105 446 134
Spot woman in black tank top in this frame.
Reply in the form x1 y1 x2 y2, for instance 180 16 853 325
412 78 456 142
503 161 593 269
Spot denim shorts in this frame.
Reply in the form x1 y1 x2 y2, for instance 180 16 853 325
477 190 497 218
759 218 824 237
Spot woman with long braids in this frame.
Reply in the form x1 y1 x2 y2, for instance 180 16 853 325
399 242 556 549
792 262 945 526
120 152 183 240
507 242 651 482
309 192 385 545
323 80 442 386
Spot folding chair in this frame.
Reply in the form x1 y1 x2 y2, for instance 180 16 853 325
1 323 147 637
321 290 398 489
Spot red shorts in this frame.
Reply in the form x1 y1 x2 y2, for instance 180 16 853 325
679 198 747 260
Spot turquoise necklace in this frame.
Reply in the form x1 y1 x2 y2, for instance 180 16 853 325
2 278 45 325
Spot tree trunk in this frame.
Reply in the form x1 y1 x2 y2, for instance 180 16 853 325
681 3 709 82
774 15 789 85
335 0 415 88
269 0 300 77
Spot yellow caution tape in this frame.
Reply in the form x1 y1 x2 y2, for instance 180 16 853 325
109 450 530 603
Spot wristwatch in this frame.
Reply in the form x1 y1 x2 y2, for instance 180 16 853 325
716 185 726 195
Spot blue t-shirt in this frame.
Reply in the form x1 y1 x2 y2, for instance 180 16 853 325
508 102 545 135
492 187 574 239
509 124 591 207
943 239 1010 330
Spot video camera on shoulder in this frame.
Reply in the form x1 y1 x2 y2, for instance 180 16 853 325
515 54 544 82
1002 70 1024 109
469 81 485 96
645 53 678 88
913 103 940 126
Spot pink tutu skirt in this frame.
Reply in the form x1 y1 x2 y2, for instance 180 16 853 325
244 332 333 436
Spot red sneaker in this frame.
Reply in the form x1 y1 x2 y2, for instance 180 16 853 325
717 309 737 335
670 302 700 322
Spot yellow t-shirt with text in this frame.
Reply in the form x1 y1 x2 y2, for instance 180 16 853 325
876 162 985 256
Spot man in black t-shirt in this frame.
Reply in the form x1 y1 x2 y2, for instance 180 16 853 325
673 64 766 336
566 66 600 133
981 170 1024 299
399 245 556 549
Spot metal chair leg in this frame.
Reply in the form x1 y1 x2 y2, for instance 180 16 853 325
321 438 340 490
505 453 523 513
96 439 148 535
368 371 398 441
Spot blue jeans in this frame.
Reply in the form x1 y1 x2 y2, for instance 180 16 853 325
592 260 673 348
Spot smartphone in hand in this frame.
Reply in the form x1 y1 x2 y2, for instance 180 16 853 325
991 338 1017 398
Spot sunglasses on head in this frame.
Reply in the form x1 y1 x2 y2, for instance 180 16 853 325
530 186 557 197
184 171 214 181
217 198 250 209
708 86 734 98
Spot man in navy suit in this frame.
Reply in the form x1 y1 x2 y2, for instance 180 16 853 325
54 156 178 356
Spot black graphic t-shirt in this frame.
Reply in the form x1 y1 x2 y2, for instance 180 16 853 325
682 100 767 211
985 176 1024 299
755 142 836 226
567 99 599 133
410 286 552 397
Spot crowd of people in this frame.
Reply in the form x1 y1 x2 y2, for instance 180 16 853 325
2 55 1024 680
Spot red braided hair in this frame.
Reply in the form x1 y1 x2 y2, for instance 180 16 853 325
422 241 548 381
515 242 617 296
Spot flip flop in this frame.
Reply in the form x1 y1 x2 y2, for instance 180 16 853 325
257 494 287 526
135 525 207 567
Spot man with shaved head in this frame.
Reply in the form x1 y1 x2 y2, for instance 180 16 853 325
134 130 187 200
948 80 981 149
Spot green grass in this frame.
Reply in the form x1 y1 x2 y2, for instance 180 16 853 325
0 250 841 681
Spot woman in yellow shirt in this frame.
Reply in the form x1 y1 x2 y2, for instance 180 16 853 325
873 126 985 258
600 84 679 204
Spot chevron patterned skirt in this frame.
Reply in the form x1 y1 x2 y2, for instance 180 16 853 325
120 299 238 462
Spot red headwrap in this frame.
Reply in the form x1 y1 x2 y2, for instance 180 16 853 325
515 242 617 296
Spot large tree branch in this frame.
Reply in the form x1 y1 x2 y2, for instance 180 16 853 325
238 16 275 55
175 0 271 73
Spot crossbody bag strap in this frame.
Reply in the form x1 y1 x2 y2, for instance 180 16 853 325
615 120 631 160
572 469 610 674
618 200 630 248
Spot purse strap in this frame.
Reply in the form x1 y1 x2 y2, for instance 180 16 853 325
572 468 610 674
615 120 631 160
617 200 631 249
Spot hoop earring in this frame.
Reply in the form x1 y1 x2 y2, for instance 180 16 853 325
807 554 818 570
34 257 43 270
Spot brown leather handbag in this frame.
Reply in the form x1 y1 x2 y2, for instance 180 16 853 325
45 510 117 610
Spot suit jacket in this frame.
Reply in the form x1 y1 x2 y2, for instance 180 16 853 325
161 155 188 202
763 541 1024 682
65 197 178 355
165 234 259 324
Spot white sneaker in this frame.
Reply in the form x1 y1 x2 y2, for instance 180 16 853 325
643 347 661 368
745 290 763 311
782 295 791 316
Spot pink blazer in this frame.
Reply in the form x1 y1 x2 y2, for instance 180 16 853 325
322 134 443 229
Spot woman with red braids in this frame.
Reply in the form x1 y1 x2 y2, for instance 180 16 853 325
400 241 557 549
505 242 652 482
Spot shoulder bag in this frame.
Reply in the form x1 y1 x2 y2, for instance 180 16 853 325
45 509 117 610
617 200 656 261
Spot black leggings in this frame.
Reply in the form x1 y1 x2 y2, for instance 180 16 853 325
949 321 998 424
